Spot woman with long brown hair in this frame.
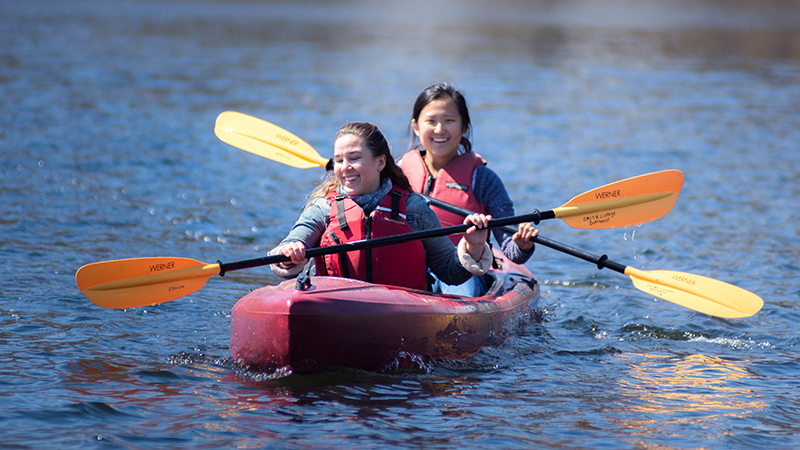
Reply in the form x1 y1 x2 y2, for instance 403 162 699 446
270 121 494 290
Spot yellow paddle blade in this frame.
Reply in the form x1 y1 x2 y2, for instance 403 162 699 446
553 170 684 229
75 257 220 309
625 267 763 318
214 111 329 169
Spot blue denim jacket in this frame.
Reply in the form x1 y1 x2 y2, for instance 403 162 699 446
270 178 473 285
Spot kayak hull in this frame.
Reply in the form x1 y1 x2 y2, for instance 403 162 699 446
231 250 539 373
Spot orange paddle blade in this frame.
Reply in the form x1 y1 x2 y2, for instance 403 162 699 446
214 111 329 169
75 257 220 309
553 170 684 229
625 267 763 318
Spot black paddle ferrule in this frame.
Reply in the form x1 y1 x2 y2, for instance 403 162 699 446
325 158 334 171
596 254 608 270
531 209 542 225
217 260 226 277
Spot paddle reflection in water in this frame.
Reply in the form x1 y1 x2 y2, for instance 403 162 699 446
614 353 767 437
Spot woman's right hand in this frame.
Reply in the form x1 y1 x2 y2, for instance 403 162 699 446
463 213 491 259
513 222 539 251
275 241 308 268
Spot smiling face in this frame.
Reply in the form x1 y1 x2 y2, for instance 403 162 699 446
333 134 386 196
411 98 467 169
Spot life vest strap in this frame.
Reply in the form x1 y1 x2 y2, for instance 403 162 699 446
335 195 349 231
390 189 402 220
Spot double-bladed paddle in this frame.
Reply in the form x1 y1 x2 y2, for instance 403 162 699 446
75 167 683 309
75 173 673 310
211 111 763 318
77 113 685 310
75 112 762 318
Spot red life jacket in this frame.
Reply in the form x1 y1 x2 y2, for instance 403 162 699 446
402 149 487 245
314 187 428 290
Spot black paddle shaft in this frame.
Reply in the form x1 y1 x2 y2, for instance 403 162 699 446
423 195 628 275
217 210 550 275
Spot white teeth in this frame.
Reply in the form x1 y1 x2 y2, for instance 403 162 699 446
433 138 447 143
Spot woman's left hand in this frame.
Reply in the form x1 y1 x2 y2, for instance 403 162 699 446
463 213 491 259
513 222 539 251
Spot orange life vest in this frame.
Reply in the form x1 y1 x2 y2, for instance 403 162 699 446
314 187 428 290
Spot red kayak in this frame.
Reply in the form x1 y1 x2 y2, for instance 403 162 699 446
231 249 539 373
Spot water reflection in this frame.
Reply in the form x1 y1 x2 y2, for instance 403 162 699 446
614 353 767 437
61 352 479 426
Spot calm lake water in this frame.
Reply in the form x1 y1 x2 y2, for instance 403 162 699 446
2 0 800 448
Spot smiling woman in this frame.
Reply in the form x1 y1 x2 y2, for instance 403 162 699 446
267 121 495 290
402 83 540 296
333 128 387 196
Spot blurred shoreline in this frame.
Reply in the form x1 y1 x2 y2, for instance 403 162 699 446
7 0 798 62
